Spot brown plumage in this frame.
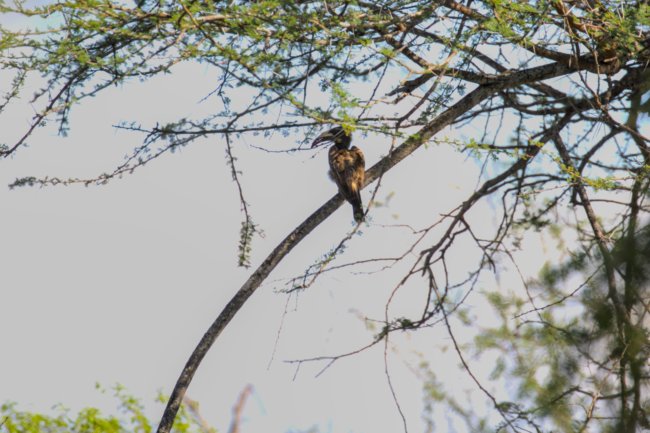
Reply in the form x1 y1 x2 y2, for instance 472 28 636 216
312 126 365 223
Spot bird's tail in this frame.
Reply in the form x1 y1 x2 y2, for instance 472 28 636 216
351 192 364 223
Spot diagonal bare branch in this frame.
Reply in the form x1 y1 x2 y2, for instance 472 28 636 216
156 59 582 433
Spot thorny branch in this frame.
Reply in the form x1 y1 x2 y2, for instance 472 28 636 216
3 1 650 432
155 54 589 433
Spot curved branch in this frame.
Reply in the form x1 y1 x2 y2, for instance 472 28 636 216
156 60 576 433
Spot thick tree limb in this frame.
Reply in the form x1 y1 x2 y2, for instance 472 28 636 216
155 60 579 433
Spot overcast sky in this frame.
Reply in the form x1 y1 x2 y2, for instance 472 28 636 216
0 16 556 432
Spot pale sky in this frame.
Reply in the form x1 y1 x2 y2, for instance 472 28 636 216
0 17 552 433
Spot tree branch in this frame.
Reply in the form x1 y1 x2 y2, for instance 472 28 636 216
155 60 581 433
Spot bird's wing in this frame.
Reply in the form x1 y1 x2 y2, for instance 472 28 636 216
329 146 366 222
329 146 365 200
329 147 353 199
347 146 365 192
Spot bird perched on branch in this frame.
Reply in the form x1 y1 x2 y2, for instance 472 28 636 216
312 126 365 223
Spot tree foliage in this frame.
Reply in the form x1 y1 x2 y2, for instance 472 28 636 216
1 385 207 433
3 0 650 432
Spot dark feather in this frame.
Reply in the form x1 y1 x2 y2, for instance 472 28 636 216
329 145 365 222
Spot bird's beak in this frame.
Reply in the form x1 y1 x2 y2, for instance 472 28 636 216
311 130 335 148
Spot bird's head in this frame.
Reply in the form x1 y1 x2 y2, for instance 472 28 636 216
311 126 351 149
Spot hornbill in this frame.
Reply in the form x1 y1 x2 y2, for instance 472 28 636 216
312 126 365 223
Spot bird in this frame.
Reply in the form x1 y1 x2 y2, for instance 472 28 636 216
312 126 365 223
